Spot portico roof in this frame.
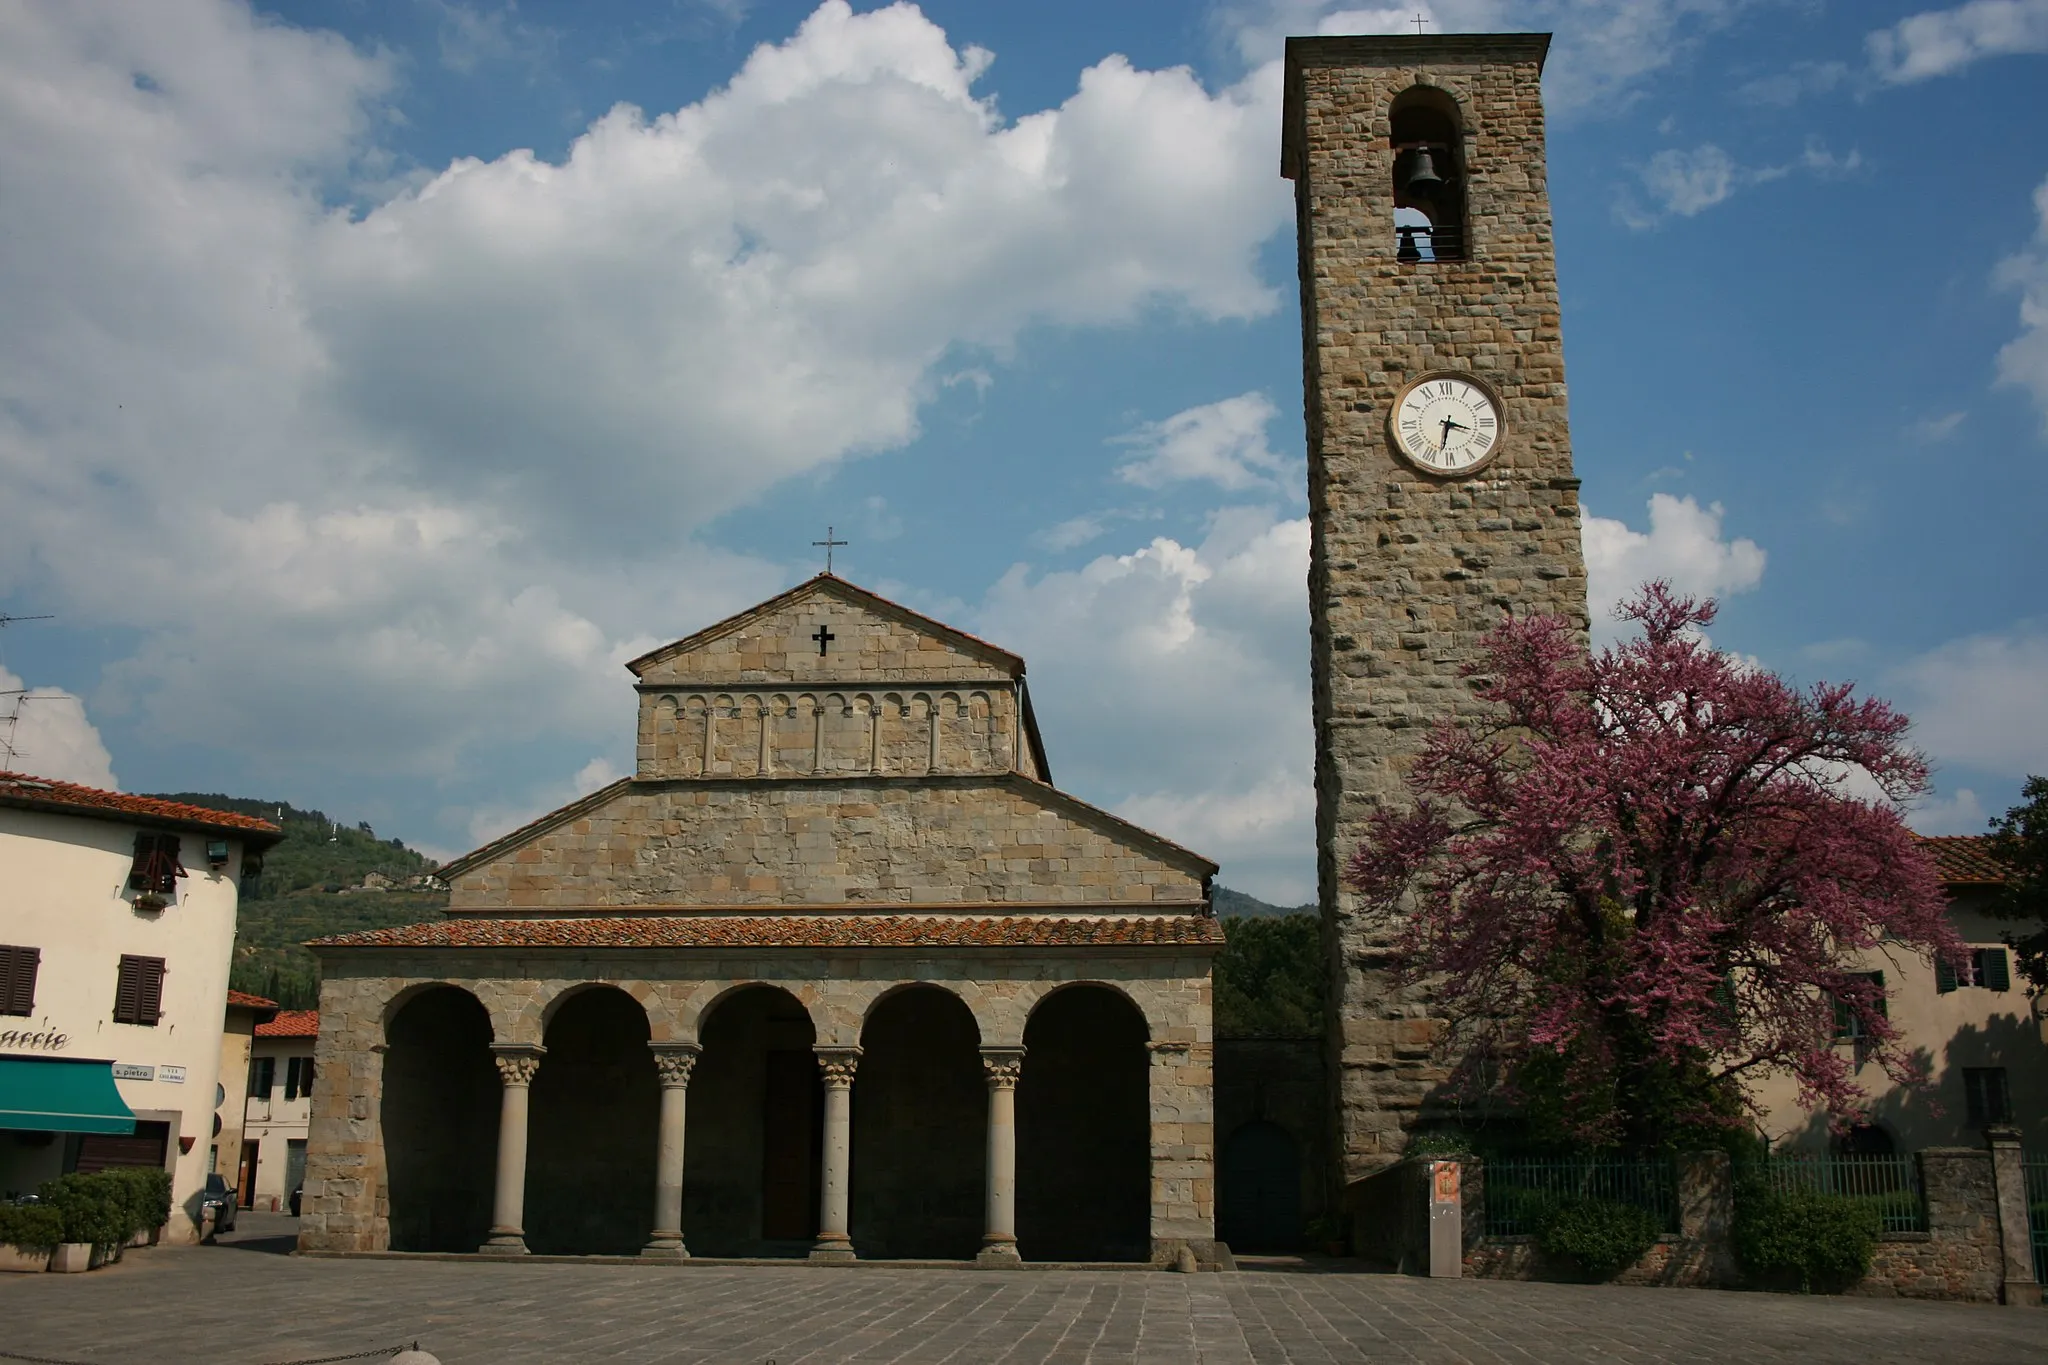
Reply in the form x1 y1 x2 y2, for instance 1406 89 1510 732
309 912 1225 951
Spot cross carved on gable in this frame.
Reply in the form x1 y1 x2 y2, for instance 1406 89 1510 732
812 624 835 657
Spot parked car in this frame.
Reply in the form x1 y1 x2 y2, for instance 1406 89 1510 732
199 1173 237 1236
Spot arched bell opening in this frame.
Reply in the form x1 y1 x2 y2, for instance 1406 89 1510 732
1217 1120 1304 1253
683 985 820 1256
524 985 658 1255
1017 984 1151 1262
1390 86 1467 262
382 985 498 1252
851 985 985 1259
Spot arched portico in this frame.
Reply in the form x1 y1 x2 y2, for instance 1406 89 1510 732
1018 983 1152 1261
382 985 498 1252
851 984 984 1259
524 985 658 1255
684 983 820 1256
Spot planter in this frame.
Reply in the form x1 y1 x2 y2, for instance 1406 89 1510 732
132 892 167 913
48 1243 93 1273
0 1244 52 1274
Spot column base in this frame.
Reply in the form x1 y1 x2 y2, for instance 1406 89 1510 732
975 1240 1023 1267
641 1233 690 1262
477 1230 529 1256
2000 1277 2041 1307
808 1236 857 1263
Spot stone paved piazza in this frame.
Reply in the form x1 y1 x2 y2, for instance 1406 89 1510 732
0 1217 2039 1365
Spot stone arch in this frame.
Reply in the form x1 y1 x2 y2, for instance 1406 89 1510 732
1388 83 1469 262
525 983 658 1255
382 984 499 1252
537 978 654 1033
1017 983 1152 1261
676 978 828 1043
852 984 985 1259
1015 978 1157 1044
685 983 821 1256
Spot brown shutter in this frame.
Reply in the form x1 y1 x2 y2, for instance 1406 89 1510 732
0 946 36 1015
137 957 164 1026
114 956 142 1023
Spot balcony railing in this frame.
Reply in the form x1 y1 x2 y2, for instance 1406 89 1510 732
1397 222 1464 263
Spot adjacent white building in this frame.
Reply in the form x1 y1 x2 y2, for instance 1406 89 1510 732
0 774 280 1242
238 1009 317 1210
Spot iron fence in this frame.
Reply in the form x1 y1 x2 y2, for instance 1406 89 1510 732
2024 1152 2048 1285
1754 1152 1927 1235
1480 1155 1680 1237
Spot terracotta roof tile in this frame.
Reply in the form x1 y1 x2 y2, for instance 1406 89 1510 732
1917 835 2010 887
256 1009 319 1038
311 914 1225 951
225 989 278 1010
0 773 282 844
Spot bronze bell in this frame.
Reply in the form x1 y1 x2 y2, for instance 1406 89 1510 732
1401 145 1447 200
1397 226 1423 263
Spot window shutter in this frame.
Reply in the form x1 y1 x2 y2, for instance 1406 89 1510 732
1868 971 1887 1018
114 957 141 1023
1964 1070 1985 1126
126 834 152 891
0 945 37 1016
1935 957 1958 994
135 958 164 1026
1983 949 2012 993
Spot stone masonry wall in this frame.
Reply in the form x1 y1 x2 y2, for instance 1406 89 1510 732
298 950 1215 1260
637 688 1030 782
447 780 1208 910
1285 35 1590 1185
1857 1149 2006 1303
635 592 1013 689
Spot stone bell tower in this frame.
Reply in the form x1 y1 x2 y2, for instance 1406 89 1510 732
1282 33 1589 1185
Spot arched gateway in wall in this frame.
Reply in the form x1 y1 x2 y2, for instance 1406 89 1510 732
301 575 1226 1267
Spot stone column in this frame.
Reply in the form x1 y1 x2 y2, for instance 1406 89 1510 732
642 1043 701 1261
1987 1125 2041 1307
810 1047 860 1262
480 1045 544 1255
977 1048 1025 1265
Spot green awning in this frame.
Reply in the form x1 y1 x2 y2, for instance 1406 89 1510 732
0 1057 138 1135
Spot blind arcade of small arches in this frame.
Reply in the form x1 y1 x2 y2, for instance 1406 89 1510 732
647 689 1024 777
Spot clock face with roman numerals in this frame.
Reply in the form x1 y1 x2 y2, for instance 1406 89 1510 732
1389 373 1503 476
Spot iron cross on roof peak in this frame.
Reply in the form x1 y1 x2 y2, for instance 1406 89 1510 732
812 525 848 574
1412 11 1428 33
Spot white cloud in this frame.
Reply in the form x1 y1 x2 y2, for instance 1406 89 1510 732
0 0 1292 821
1732 60 1851 107
0 666 119 789
461 754 626 849
1868 0 2048 83
1619 138 1861 228
1888 621 2048 780
1907 786 1989 836
1583 494 1767 634
1220 1 1776 116
1996 175 2048 431
1114 392 1295 493
978 508 1314 901
1910 410 1968 443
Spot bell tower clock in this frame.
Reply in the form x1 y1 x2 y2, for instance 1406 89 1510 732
1282 33 1590 1184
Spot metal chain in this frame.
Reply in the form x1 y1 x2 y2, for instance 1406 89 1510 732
2 1345 412 1365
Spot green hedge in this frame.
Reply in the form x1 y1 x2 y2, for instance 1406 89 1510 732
0 1203 65 1252
1534 1198 1663 1281
36 1167 174 1251
1734 1187 1880 1293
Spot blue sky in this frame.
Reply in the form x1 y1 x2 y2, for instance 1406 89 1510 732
2 0 2045 901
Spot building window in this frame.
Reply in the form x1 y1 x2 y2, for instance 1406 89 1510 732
112 955 166 1026
284 1056 315 1101
248 1056 275 1100
0 944 39 1016
1963 1067 2012 1126
1936 948 2012 993
126 833 185 895
1831 970 1886 1065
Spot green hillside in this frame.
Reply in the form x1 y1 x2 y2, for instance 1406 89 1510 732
145 794 451 1010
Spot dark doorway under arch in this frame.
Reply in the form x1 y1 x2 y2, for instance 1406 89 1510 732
684 985 819 1256
1017 985 1150 1262
1218 1120 1303 1252
524 987 658 1255
852 986 984 1259
382 986 498 1252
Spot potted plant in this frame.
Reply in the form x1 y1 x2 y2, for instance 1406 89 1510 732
0 1204 63 1273
133 890 167 913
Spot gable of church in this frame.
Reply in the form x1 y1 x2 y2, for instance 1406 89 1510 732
630 577 1019 688
444 775 1213 912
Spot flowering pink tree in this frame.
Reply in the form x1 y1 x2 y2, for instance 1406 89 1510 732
1345 584 1960 1149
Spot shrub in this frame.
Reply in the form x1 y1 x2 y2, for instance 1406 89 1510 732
1404 1129 1476 1159
37 1174 130 1250
1734 1188 1880 1293
1535 1198 1662 1280
0 1203 66 1252
102 1167 172 1239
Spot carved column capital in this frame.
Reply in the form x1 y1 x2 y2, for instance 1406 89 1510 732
649 1043 702 1088
814 1046 862 1087
491 1044 545 1087
980 1047 1026 1089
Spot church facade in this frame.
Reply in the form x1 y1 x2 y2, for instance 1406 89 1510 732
297 576 1225 1267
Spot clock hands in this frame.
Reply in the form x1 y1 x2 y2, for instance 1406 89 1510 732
1438 415 1470 447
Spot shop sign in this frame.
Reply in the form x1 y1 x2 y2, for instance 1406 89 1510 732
0 1019 71 1053
111 1062 155 1081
